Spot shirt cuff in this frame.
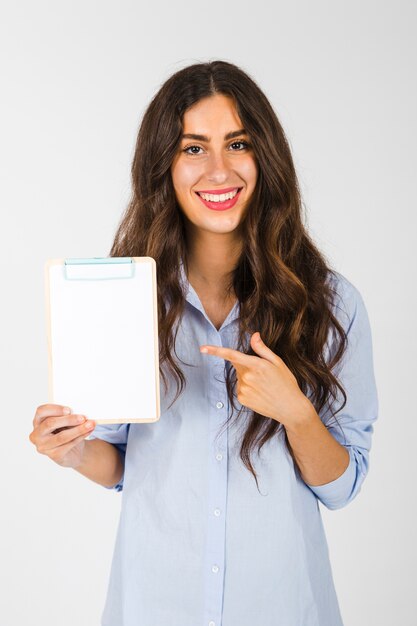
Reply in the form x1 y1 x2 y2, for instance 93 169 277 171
306 446 357 510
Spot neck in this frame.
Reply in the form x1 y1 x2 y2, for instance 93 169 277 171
185 227 242 294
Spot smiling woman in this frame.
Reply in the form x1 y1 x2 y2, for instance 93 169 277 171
30 60 378 626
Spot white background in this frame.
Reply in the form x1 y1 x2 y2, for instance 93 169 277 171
1 1 415 624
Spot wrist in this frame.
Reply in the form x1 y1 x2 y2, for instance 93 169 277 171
283 398 319 437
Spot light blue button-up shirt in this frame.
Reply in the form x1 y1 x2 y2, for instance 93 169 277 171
89 263 378 626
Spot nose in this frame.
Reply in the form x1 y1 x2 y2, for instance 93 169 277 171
205 150 230 184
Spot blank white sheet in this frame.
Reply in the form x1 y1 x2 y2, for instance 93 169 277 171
45 257 160 423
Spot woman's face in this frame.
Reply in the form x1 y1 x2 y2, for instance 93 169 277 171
170 93 258 237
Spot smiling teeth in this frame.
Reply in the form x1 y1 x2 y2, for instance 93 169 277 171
199 189 239 202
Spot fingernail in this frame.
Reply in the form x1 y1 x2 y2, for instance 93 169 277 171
200 347 208 353
63 407 71 414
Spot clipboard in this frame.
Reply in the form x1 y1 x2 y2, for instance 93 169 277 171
44 256 160 424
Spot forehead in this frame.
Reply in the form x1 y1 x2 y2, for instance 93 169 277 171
182 94 243 133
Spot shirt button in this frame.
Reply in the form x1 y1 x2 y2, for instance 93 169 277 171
214 508 221 516
212 564 219 573
209 622 216 626
216 401 224 409
215 453 223 461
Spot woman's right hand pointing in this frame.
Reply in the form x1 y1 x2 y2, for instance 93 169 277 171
29 404 96 469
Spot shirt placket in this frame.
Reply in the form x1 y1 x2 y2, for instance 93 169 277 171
202 328 229 626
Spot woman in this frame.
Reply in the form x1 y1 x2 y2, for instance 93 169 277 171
29 60 378 626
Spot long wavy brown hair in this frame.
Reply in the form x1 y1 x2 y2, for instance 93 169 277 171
109 60 349 489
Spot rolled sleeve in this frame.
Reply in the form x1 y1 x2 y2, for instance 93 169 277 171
306 273 379 510
86 423 130 492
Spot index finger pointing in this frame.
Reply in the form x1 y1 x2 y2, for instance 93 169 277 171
200 344 247 366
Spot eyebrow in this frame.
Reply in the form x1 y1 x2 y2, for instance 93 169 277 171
181 128 247 141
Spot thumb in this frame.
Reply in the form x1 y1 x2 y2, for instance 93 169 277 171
250 332 280 365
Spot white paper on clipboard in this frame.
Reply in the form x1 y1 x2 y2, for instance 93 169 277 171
44 256 160 424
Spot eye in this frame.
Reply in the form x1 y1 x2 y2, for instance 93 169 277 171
229 140 250 151
183 145 204 155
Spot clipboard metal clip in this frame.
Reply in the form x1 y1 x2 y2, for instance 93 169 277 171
63 257 135 281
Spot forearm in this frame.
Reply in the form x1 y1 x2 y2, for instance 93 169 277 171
285 402 350 486
73 438 124 488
